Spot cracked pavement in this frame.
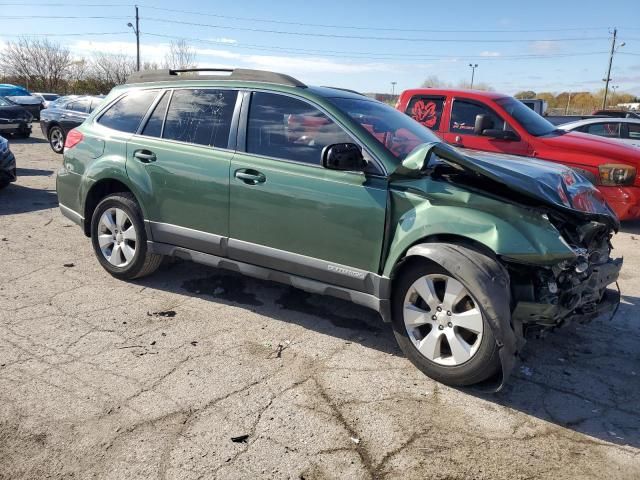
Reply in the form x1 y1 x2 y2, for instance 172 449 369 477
1 131 639 479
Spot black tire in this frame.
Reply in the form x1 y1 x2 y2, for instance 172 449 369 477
391 258 502 387
90 193 162 280
14 129 31 139
48 126 65 154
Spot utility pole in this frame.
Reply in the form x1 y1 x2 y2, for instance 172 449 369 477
602 28 619 110
565 91 572 115
128 6 140 71
135 6 140 71
469 63 478 89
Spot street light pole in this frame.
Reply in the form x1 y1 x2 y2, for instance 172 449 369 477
611 85 619 108
469 63 478 89
602 28 624 110
127 6 140 71
391 81 397 96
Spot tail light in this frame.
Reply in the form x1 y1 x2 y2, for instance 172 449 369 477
64 129 83 150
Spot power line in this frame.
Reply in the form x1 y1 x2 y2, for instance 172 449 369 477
144 32 608 62
3 15 130 19
142 18 608 43
139 5 613 34
1 31 130 37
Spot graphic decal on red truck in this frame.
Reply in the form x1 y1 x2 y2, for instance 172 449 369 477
412 100 439 128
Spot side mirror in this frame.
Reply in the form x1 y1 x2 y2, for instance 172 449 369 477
322 143 367 171
473 114 494 135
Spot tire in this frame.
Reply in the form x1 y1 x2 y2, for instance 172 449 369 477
48 126 65 154
14 129 31 139
391 258 502 387
90 193 162 280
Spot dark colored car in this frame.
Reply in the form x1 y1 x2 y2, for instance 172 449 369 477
0 96 33 137
0 84 43 121
40 95 103 153
0 135 17 189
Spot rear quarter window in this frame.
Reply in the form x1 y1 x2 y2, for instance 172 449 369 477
405 96 445 130
97 90 159 133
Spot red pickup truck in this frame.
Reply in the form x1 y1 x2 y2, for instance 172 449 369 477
396 89 640 220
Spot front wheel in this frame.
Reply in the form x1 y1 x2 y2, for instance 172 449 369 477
90 193 162 280
392 259 502 387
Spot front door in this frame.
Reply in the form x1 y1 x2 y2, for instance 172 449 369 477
126 88 239 256
229 91 387 291
442 99 530 155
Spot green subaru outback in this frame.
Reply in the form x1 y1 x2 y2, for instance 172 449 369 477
56 68 622 389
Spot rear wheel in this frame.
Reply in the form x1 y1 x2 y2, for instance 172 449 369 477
48 126 65 153
90 193 162 280
392 259 501 386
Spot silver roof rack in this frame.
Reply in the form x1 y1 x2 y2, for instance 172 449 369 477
125 68 306 88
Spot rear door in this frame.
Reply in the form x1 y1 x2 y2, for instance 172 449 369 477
125 88 240 255
442 98 530 155
228 91 387 290
403 95 447 138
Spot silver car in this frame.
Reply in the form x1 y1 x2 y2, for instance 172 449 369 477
559 117 640 148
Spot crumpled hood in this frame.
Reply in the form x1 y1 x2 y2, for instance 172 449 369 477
6 95 42 106
395 142 619 229
539 130 640 165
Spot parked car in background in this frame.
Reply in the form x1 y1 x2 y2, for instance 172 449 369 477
56 68 622 388
0 135 16 189
33 92 61 109
592 109 640 119
558 117 640 149
40 95 104 153
397 88 640 220
0 84 43 120
0 96 33 138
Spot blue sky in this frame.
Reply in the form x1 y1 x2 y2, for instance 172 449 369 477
2 0 639 96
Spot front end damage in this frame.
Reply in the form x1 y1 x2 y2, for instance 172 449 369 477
508 218 622 332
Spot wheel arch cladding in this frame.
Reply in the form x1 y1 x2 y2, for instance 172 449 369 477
404 242 521 391
83 178 140 236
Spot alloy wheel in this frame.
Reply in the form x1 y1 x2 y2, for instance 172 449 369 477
50 128 64 152
97 207 137 267
403 274 484 366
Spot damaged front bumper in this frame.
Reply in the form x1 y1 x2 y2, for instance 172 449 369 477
511 257 622 328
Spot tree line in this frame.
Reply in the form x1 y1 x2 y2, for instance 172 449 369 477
514 90 639 114
0 37 196 95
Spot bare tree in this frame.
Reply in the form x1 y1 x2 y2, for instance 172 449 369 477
91 52 137 86
1 37 72 91
163 40 196 70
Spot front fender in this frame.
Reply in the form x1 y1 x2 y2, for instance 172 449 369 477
382 184 575 277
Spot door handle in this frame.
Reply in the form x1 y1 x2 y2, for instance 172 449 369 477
234 169 266 185
133 149 156 163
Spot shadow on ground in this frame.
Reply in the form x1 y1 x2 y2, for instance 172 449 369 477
9 135 48 145
135 259 640 450
620 220 640 234
16 167 54 177
0 184 58 215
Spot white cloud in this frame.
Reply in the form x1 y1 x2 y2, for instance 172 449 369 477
480 51 501 57
529 40 560 54
210 37 237 45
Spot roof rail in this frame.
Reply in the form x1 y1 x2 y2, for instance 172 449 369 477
125 68 306 88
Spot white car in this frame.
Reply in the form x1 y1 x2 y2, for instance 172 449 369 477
558 117 640 148
33 93 61 109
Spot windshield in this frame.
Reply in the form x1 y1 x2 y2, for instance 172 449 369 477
496 97 558 136
329 97 440 160
0 97 12 106
0 86 31 97
42 94 59 101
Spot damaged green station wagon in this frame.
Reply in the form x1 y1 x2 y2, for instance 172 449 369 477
56 68 622 389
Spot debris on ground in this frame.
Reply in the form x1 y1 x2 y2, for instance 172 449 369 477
147 310 177 318
63 263 75 268
350 437 360 444
190 341 198 346
231 434 249 443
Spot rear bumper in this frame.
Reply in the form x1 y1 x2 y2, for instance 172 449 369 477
0 121 31 135
599 185 640 220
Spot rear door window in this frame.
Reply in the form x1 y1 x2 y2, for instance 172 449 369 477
405 96 445 130
583 122 621 138
450 100 503 134
141 91 170 138
627 123 640 139
162 89 237 148
67 99 90 113
97 90 159 133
